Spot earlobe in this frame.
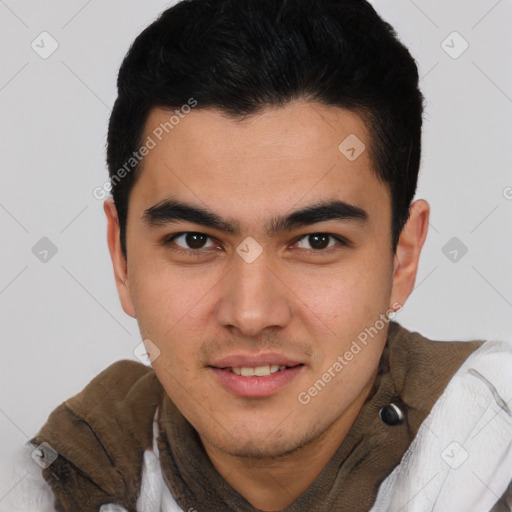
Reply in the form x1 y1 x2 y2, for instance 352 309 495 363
390 199 430 309
104 198 136 318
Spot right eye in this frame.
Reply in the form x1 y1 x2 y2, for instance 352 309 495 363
166 232 217 251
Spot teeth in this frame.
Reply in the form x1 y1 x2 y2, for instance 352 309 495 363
254 365 270 376
230 365 288 376
241 367 255 377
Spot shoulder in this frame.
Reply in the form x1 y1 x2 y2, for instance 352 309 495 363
28 359 164 511
372 336 512 512
385 322 485 433
465 337 512 380
433 336 512 413
33 358 161 457
387 321 486 385
450 337 512 426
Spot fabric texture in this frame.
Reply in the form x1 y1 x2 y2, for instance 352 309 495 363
369 339 512 511
27 321 486 511
30 361 162 511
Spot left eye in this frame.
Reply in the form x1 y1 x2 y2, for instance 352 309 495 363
295 233 342 250
171 232 216 250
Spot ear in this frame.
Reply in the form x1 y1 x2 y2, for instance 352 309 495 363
104 198 136 318
390 199 430 310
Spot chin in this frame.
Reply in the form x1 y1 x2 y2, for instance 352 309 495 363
219 436 302 459
202 421 315 459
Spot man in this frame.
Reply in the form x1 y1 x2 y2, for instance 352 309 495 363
10 0 512 510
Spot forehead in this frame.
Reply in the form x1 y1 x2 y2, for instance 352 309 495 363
130 100 390 224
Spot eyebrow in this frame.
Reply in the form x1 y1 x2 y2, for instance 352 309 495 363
142 198 368 235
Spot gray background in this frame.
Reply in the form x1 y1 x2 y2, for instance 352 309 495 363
1 0 511 500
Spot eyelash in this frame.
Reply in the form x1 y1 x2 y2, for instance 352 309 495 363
163 232 350 255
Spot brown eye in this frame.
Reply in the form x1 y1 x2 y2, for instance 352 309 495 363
308 234 330 249
185 233 208 249
170 232 215 250
296 233 339 250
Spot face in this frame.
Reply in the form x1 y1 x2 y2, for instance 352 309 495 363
106 100 425 459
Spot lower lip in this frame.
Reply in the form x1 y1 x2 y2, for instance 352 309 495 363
209 365 304 398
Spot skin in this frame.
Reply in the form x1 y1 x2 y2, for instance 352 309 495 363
104 100 429 510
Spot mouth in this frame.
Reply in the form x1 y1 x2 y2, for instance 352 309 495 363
207 361 305 398
216 363 303 377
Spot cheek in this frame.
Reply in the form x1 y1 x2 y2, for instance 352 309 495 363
129 250 217 327
289 251 393 382
295 255 392 328
127 258 220 373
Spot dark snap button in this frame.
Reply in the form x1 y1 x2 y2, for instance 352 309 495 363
379 403 404 426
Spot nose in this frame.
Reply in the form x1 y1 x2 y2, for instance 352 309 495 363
215 253 294 337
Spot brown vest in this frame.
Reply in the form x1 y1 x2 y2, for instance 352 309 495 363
31 322 483 511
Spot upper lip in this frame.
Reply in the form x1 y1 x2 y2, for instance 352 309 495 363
208 352 304 368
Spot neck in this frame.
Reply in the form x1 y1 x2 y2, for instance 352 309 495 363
201 375 376 511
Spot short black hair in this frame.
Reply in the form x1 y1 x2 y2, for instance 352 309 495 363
107 0 424 258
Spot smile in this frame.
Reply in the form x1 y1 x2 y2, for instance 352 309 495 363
226 364 289 376
209 363 305 397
